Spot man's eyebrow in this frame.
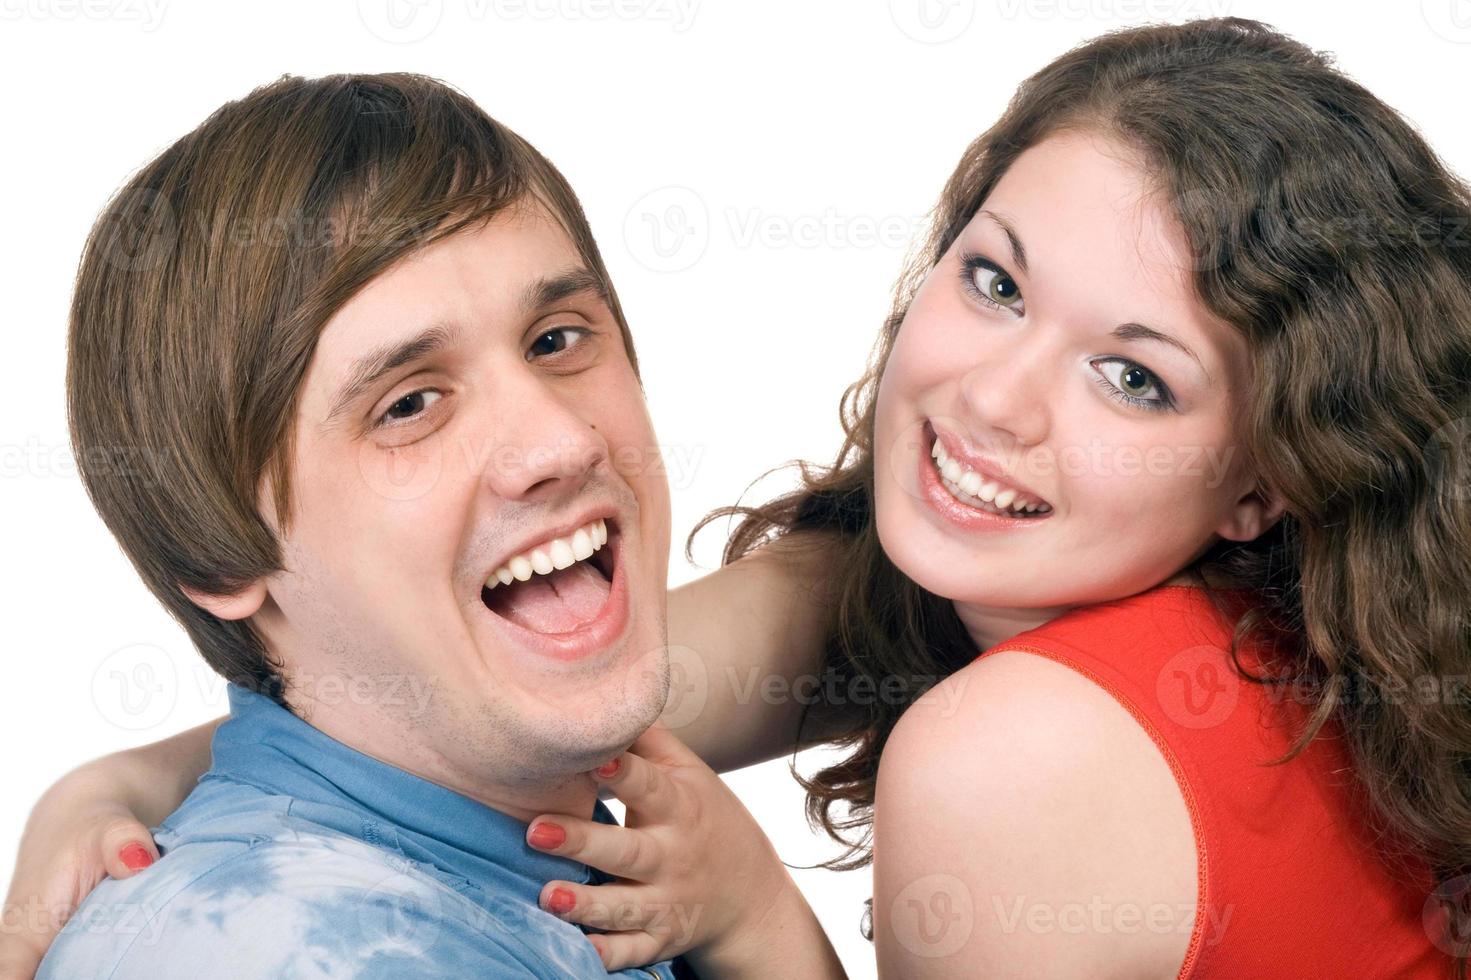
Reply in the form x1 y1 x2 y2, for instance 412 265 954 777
976 210 1208 384
977 209 1029 276
1111 321 1209 382
520 267 607 315
321 321 462 430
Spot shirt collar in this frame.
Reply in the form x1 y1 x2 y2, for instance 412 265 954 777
208 683 613 905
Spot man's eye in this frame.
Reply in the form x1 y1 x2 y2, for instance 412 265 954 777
527 327 590 360
376 389 442 428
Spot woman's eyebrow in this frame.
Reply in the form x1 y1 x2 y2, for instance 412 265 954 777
978 209 1029 276
1112 321 1210 384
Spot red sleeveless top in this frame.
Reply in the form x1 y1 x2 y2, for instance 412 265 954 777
975 584 1452 978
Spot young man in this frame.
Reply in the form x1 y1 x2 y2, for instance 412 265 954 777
34 72 811 979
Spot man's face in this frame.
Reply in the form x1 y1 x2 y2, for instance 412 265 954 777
253 203 672 795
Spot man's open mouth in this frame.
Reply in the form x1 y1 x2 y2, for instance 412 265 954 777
480 517 619 635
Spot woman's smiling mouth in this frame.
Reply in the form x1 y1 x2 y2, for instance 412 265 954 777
918 421 1055 529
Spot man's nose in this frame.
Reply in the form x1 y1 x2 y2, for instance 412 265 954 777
476 378 608 501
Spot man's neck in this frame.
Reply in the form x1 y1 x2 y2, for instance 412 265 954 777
288 692 606 825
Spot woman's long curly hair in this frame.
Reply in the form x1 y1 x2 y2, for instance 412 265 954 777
691 16 1471 963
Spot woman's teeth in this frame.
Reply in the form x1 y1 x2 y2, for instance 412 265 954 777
931 438 1052 517
485 518 609 590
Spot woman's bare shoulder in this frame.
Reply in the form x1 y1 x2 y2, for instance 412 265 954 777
871 650 1199 978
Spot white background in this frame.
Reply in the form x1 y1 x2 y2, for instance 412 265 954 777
2 1 1468 976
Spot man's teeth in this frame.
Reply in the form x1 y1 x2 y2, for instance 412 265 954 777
485 518 609 590
931 438 1052 516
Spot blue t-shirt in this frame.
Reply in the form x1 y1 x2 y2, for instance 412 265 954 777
39 684 691 979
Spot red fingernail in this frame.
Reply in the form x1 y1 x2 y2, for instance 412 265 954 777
119 843 154 871
528 822 566 850
548 887 576 915
594 758 620 779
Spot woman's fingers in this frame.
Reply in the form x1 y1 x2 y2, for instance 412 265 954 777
537 880 690 972
590 742 677 821
526 815 662 881
624 720 695 768
587 929 671 974
536 879 650 929
98 819 157 880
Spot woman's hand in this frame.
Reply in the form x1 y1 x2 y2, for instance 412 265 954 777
525 722 845 979
0 764 160 979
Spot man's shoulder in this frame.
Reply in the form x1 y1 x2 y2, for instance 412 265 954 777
37 814 545 979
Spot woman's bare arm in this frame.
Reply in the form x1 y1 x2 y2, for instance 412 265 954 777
662 529 857 774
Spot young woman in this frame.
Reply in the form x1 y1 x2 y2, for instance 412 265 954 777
6 17 1469 978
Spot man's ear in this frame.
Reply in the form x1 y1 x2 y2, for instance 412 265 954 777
179 580 269 621
1217 482 1289 543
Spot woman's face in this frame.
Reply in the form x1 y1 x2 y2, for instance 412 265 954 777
873 129 1283 619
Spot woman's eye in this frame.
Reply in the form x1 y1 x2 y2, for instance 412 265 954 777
960 253 1025 314
1092 358 1174 412
376 389 441 428
527 326 590 360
